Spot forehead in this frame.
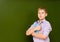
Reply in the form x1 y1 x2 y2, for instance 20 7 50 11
38 9 45 12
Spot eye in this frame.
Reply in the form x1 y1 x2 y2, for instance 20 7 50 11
42 12 44 14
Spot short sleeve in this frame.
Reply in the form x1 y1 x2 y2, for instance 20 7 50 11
29 22 37 29
43 22 52 37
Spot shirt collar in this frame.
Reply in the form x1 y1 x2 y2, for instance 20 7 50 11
37 19 46 24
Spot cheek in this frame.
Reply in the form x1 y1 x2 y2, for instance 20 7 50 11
42 14 45 17
39 14 45 18
38 14 39 18
42 14 46 18
38 14 46 18
38 14 40 17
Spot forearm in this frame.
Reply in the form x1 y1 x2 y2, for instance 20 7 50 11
26 26 41 36
26 27 37 36
32 32 47 40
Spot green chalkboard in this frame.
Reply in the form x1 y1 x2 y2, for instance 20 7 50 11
0 0 60 42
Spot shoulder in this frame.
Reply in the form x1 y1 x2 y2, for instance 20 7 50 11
31 20 39 26
45 20 52 28
30 20 38 28
43 20 52 28
46 20 52 31
44 20 51 25
33 20 38 24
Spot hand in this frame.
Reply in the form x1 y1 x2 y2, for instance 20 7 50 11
34 25 42 31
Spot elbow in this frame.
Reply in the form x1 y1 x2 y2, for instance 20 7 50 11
42 36 47 40
26 31 29 36
26 31 30 36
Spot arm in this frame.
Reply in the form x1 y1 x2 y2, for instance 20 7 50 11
26 27 36 36
32 32 47 40
26 26 41 36
32 22 52 40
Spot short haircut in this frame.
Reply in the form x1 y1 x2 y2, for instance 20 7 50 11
38 6 48 13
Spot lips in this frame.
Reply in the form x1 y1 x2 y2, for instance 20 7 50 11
39 16 42 18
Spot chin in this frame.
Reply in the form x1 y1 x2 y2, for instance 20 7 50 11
39 18 44 20
38 17 44 20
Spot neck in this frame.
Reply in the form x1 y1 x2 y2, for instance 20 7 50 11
39 18 45 22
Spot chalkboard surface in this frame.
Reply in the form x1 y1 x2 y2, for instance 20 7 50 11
0 0 60 42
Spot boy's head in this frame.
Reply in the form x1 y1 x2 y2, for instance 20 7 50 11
38 6 48 20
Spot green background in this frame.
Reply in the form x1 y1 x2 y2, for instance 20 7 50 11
0 0 60 42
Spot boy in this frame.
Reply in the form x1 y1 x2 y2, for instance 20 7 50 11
26 7 52 42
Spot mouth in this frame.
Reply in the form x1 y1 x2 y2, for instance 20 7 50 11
39 16 42 18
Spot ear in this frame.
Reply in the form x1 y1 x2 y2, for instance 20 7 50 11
46 13 47 17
